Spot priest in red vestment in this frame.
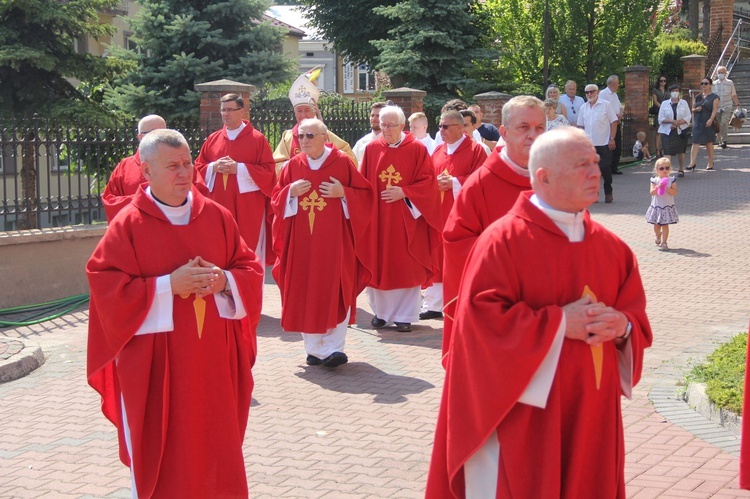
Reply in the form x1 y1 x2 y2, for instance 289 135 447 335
359 105 442 332
420 110 487 321
427 127 652 499
273 69 356 173
102 114 208 222
739 319 750 489
441 96 547 360
271 118 374 367
194 93 276 265
87 130 264 498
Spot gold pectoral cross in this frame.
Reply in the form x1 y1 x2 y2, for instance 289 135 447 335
378 164 402 187
180 293 207 339
582 285 603 390
299 190 327 234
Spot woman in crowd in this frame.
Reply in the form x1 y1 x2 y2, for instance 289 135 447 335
545 84 568 120
652 75 669 156
544 99 569 130
657 84 691 177
688 77 719 171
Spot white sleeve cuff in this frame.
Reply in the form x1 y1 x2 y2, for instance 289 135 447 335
205 162 217 192
214 271 247 320
135 275 174 335
518 312 565 408
236 163 260 193
406 199 422 219
284 191 299 218
341 196 350 219
451 177 462 198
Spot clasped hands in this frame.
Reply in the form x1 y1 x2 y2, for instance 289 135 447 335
563 295 629 347
170 257 227 297
437 173 453 192
381 186 406 203
214 156 238 175
289 177 344 198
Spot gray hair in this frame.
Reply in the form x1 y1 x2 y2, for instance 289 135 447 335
502 95 544 125
379 105 406 125
606 75 619 85
139 129 189 163
584 84 598 93
440 110 463 124
299 118 328 134
528 127 590 181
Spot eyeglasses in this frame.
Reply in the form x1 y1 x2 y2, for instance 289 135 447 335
659 79 667 82
657 167 670 171
295 132 324 140
438 124 460 130
585 90 596 94
701 82 711 86
220 108 243 113
380 123 401 129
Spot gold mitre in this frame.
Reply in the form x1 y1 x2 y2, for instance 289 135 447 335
289 66 322 108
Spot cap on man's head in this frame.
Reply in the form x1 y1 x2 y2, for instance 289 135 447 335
289 67 322 108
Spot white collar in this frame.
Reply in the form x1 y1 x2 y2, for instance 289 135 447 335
500 149 530 177
306 146 332 170
446 135 466 155
388 132 406 148
226 122 246 140
530 194 585 242
146 187 192 226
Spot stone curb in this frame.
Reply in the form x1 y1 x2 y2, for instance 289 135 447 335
0 338 45 383
684 381 742 436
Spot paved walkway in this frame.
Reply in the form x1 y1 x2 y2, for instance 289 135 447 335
1 145 750 498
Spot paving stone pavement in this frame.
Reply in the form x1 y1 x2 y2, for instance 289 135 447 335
1 145 749 498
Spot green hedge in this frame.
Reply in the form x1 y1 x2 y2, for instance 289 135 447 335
688 332 747 415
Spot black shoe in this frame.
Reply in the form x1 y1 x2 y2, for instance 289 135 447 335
612 170 623 175
323 352 348 368
306 354 323 366
371 316 386 328
395 322 412 332
419 310 443 320
605 194 613 203
721 141 727 149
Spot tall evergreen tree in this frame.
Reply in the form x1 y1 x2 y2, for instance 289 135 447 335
0 0 119 117
107 0 294 119
371 0 491 94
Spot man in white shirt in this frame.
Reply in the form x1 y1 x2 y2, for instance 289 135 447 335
561 80 585 120
599 75 623 174
577 84 618 203
713 66 740 148
353 101 387 162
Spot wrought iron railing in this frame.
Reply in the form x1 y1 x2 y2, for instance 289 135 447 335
710 18 746 78
0 100 371 231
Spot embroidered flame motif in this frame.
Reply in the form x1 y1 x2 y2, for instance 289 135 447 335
378 165 402 187
582 285 603 390
179 294 206 339
440 168 449 203
299 190 327 234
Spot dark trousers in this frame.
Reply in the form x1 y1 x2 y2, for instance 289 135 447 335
595 145 613 195
610 122 622 173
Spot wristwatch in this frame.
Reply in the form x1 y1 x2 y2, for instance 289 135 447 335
619 322 633 340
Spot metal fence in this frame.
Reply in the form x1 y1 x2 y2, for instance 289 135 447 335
0 100 371 231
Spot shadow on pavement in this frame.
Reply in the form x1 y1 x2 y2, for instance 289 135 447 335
667 248 712 258
295 361 435 404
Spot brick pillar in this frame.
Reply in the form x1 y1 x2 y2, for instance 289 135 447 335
383 88 427 122
473 92 513 128
681 54 707 97
710 0 735 58
194 79 257 134
624 65 651 146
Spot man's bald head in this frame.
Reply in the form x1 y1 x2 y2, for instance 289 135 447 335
137 115 167 140
529 127 601 213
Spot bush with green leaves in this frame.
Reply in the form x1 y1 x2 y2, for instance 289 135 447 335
652 29 707 82
687 332 746 415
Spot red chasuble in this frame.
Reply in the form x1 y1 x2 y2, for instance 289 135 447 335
195 121 276 262
271 147 374 333
740 319 750 489
430 137 487 283
359 132 442 290
102 151 207 222
86 187 263 498
427 192 652 499
441 148 531 360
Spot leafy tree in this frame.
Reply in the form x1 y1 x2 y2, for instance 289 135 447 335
483 0 666 91
0 0 120 118
107 0 294 119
